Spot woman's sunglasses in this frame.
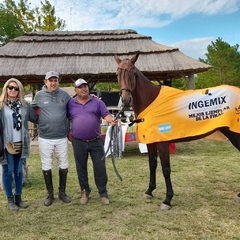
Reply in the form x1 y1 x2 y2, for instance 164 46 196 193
7 85 19 91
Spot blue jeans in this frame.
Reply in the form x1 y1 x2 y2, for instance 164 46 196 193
72 137 108 198
2 149 23 197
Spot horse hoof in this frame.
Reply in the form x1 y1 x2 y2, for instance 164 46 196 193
160 203 171 211
142 194 153 199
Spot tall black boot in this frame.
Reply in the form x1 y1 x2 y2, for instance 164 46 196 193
15 194 28 208
43 170 54 206
7 196 19 211
58 168 71 203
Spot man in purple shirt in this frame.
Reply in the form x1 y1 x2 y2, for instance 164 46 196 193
67 78 117 205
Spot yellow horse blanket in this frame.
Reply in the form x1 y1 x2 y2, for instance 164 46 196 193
136 85 240 144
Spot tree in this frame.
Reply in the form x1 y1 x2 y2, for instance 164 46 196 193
94 82 119 92
172 78 188 90
4 0 37 32
0 5 24 45
0 0 66 46
35 0 66 31
195 38 240 88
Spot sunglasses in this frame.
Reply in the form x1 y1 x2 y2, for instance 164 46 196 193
7 85 19 91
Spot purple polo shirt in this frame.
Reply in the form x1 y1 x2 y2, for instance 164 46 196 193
67 95 110 140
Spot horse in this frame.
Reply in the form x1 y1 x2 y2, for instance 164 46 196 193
114 52 240 210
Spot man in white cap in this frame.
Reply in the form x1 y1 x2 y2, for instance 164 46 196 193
67 78 117 205
31 71 71 206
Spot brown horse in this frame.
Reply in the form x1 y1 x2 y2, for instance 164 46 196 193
114 52 240 210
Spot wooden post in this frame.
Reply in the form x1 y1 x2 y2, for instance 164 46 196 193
187 72 195 89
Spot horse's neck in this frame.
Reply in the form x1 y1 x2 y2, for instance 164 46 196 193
132 75 160 117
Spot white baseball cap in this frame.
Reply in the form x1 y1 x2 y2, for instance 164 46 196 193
74 78 88 88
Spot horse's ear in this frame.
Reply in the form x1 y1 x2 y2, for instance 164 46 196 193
114 55 121 64
131 52 139 64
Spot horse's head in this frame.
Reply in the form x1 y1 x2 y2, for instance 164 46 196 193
114 53 139 108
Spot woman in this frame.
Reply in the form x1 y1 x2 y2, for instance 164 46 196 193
0 78 38 211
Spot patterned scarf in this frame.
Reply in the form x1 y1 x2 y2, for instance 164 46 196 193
6 99 22 131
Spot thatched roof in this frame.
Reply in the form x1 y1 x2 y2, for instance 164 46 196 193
0 29 211 85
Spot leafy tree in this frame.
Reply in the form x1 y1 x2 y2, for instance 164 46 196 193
172 78 188 90
0 0 66 46
4 0 36 33
35 0 66 31
94 82 119 92
195 38 240 88
0 5 24 45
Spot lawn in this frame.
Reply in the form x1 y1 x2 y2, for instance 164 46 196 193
0 139 240 240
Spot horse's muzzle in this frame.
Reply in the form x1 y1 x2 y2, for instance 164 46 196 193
122 96 132 108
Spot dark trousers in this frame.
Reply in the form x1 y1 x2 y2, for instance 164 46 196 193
72 137 108 198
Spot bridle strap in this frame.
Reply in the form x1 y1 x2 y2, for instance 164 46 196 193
117 66 137 96
128 118 144 127
120 87 133 95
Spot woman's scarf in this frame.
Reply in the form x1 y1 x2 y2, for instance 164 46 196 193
6 99 22 131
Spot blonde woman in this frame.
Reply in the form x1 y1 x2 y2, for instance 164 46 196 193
0 78 38 211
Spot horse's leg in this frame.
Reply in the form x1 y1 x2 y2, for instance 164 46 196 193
219 127 240 151
219 127 240 202
142 143 158 199
157 142 173 210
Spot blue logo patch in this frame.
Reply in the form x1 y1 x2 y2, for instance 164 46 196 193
158 124 171 133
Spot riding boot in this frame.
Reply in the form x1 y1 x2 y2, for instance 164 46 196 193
43 170 54 206
7 196 19 211
15 194 28 208
58 168 71 203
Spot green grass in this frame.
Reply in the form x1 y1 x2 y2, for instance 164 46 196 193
1 139 240 240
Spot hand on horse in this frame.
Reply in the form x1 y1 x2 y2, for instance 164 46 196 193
91 94 99 99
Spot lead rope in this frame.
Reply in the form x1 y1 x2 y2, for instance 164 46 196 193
102 106 125 181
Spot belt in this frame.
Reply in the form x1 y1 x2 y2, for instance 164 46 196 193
80 135 101 142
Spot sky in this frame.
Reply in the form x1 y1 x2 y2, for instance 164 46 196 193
2 0 240 60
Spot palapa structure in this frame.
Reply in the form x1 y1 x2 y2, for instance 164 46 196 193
0 29 211 88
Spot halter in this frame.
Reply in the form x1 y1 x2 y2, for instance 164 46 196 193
117 65 137 97
117 63 146 127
